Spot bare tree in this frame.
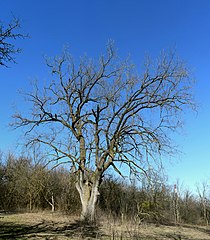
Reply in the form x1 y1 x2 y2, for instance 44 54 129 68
0 17 27 67
173 184 180 224
197 181 209 225
12 43 194 221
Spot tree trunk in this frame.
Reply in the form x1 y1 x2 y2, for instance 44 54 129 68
76 174 100 222
51 193 55 212
29 193 32 212
202 199 208 226
44 192 55 212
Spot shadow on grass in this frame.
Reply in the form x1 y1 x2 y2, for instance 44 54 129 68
159 224 210 240
181 224 210 237
0 219 104 239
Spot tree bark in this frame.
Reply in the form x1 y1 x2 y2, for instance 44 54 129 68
76 174 100 222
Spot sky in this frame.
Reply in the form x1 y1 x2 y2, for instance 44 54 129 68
1 0 210 193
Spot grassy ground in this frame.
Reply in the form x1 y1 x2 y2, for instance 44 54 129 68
0 212 210 239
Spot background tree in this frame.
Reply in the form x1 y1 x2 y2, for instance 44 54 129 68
13 43 194 221
179 189 200 224
197 181 210 225
40 168 80 213
2 154 44 211
0 17 27 67
0 151 7 210
136 169 170 224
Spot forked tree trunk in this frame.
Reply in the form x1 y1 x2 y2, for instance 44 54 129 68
43 192 55 212
45 192 55 212
76 175 100 222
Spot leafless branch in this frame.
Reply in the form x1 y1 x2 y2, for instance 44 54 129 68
12 43 195 185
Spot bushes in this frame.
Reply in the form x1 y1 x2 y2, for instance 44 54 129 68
98 176 208 225
0 154 81 213
0 153 209 225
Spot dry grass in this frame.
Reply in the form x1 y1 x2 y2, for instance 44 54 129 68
103 220 210 239
0 212 210 239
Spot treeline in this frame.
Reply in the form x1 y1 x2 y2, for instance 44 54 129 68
0 153 209 225
0 153 80 213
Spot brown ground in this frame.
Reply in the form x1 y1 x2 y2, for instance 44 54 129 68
0 212 210 239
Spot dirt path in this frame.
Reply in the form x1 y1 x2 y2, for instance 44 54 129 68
0 212 210 239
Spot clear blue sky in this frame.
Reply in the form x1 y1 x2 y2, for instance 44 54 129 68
1 0 210 192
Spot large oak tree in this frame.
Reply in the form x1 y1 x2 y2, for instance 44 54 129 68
13 43 194 221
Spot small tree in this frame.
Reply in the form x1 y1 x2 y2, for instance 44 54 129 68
13 43 194 221
180 189 200 224
197 181 210 225
173 184 180 224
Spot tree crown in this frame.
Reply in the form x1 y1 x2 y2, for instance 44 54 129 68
13 43 194 179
